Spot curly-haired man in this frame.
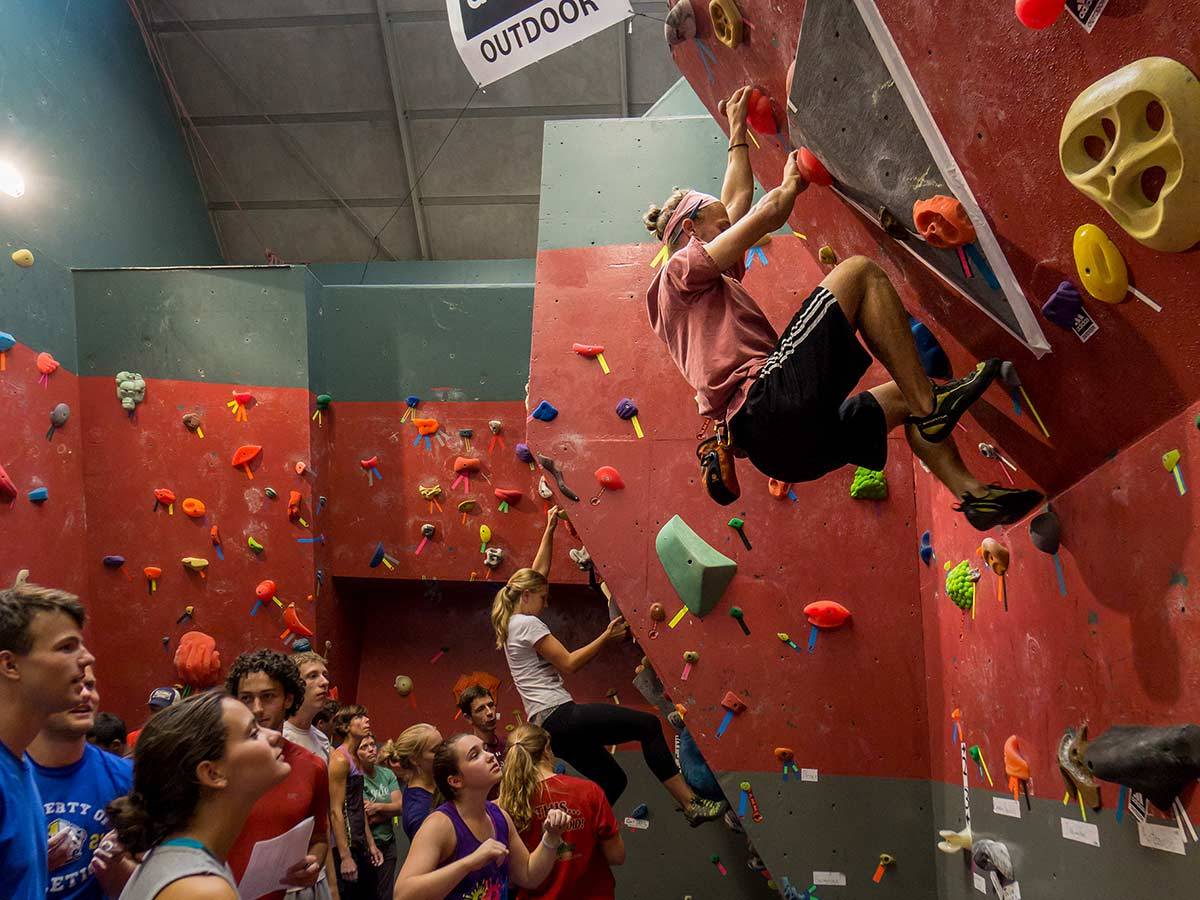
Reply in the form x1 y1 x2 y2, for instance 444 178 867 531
226 649 333 900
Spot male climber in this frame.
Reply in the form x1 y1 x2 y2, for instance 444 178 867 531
642 86 1043 531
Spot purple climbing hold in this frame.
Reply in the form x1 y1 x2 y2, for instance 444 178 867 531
616 398 638 420
531 400 558 422
515 442 535 463
1042 281 1083 330
102 555 125 568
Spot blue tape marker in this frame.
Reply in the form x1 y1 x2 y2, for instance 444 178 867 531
215 545 224 561
737 790 748 817
413 433 422 447
807 624 818 652
716 709 734 738
962 243 1000 290
1052 553 1067 596
951 722 959 745
1010 388 1022 416
787 489 798 502
1117 785 1127 824
250 599 264 616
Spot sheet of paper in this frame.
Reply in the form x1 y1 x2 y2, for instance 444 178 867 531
973 872 987 893
237 815 314 900
1002 881 1022 900
801 768 819 782
812 871 846 886
1138 820 1186 856
992 796 1021 818
1061 817 1100 846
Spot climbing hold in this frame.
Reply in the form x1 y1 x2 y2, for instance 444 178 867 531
402 396 420 422
413 416 440 436
11 249 33 268
115 372 146 413
27 486 48 503
745 87 778 135
818 245 837 265
36 352 59 386
573 342 610 374
1163 449 1187 495
1085 724 1200 813
655 515 737 618
872 853 896 883
247 536 264 554
530 400 558 422
936 825 972 854
0 462 16 503
1015 0 1062 28
0 331 13 370
46 403 69 441
727 516 751 550
680 650 699 680
181 557 209 577
593 466 624 496
1004 735 1031 809
227 390 253 422
537 476 553 501
569 547 591 570
919 531 934 566
1041 281 1086 329
979 538 1010 575
182 412 204 438
483 546 504 568
909 317 950 379
210 525 223 560
143 566 162 594
912 196 977 249
663 0 696 45
972 840 1014 883
1059 723 1101 810
451 456 481 492
479 525 492 550
515 443 536 467
494 488 523 512
369 542 400 571
153 488 176 515
312 392 332 426
232 445 262 480
394 675 414 696
716 691 746 738
264 488 278 500
767 478 792 500
280 604 314 646
361 455 383 486
649 603 666 622
181 497 206 518
1029 508 1061 554
1060 57 1200 252
797 147 832 187
1072 223 1128 304
174 631 221 687
804 600 850 629
729 606 750 635
287 490 304 524
849 467 888 500
457 499 478 524
415 523 436 556
707 0 742 48
538 455 579 502
102 555 124 568
944 560 978 611
615 399 644 438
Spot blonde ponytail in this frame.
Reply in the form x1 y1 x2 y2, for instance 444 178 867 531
498 723 552 832
491 568 548 648
642 187 690 241
386 723 439 786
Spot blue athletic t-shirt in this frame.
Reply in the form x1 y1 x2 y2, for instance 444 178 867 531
30 744 133 900
0 740 49 900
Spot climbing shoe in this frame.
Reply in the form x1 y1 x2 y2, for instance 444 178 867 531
683 796 727 827
696 435 740 506
908 358 1001 443
955 485 1044 531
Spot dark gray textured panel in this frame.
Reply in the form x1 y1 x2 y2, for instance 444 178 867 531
930 781 1200 897
73 267 309 387
787 0 1022 338
309 283 533 401
723 772 938 899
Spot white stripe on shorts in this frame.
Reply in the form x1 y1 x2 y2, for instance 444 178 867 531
759 289 838 377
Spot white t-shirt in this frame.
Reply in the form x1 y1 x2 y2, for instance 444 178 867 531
283 721 330 762
505 614 573 718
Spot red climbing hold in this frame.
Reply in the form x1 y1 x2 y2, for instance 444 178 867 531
572 343 605 357
746 87 778 135
595 466 625 490
804 600 851 629
454 457 482 473
0 462 16 502
798 148 833 187
1015 0 1062 29
494 488 523 505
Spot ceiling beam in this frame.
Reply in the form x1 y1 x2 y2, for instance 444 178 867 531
374 0 432 259
617 22 630 118
208 194 539 211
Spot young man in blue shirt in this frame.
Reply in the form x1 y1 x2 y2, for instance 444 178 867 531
0 573 95 900
29 665 135 899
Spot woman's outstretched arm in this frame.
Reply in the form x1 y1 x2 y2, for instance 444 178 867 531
720 87 754 224
531 506 561 578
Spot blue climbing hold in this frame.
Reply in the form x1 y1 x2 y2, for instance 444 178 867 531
406 395 420 408
909 317 950 380
630 803 648 819
531 400 558 422
28 487 48 503
102 555 125 568
919 530 934 566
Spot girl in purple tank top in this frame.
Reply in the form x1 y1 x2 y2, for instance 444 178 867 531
394 733 570 900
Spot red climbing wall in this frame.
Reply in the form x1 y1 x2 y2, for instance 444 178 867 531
668 0 1200 495
0 341 87 597
528 239 933 776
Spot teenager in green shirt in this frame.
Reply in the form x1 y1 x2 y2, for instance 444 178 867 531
357 735 402 900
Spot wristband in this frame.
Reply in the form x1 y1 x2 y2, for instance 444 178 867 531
728 142 749 152
541 833 563 850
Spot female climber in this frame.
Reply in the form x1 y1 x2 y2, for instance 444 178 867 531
642 86 1043 531
381 723 444 840
393 733 569 900
492 507 726 825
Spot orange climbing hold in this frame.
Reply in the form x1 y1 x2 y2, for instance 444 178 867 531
912 196 977 249
454 457 481 473
413 417 440 436
232 445 262 479
803 600 851 628
181 497 206 518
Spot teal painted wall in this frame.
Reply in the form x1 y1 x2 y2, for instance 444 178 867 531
643 77 708 117
311 259 535 286
0 0 219 369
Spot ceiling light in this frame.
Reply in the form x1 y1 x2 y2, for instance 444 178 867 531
0 162 25 198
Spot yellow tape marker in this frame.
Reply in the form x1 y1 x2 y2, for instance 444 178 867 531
597 352 610 375
668 607 688 629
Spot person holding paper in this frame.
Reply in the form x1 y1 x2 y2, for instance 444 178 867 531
108 690 291 900
226 650 333 900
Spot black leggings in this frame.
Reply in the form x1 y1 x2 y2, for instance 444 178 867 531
542 701 679 805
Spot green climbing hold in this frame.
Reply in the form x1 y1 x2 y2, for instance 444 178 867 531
655 515 737 618
248 536 264 554
849 467 888 500
944 559 976 611
316 393 333 409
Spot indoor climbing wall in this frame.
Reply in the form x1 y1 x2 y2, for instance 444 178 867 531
529 109 938 895
526 0 1200 895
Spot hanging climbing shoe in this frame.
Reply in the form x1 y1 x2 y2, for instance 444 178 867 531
697 435 740 505
909 358 1001 443
683 796 727 827
955 485 1044 531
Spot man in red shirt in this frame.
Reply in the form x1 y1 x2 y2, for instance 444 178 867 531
226 649 333 900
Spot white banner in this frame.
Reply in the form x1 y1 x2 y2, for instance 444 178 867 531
447 0 633 86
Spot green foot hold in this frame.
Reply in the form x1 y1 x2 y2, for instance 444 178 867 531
849 467 888 500
655 515 737 618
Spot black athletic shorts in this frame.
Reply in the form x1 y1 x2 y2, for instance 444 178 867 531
729 285 888 483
